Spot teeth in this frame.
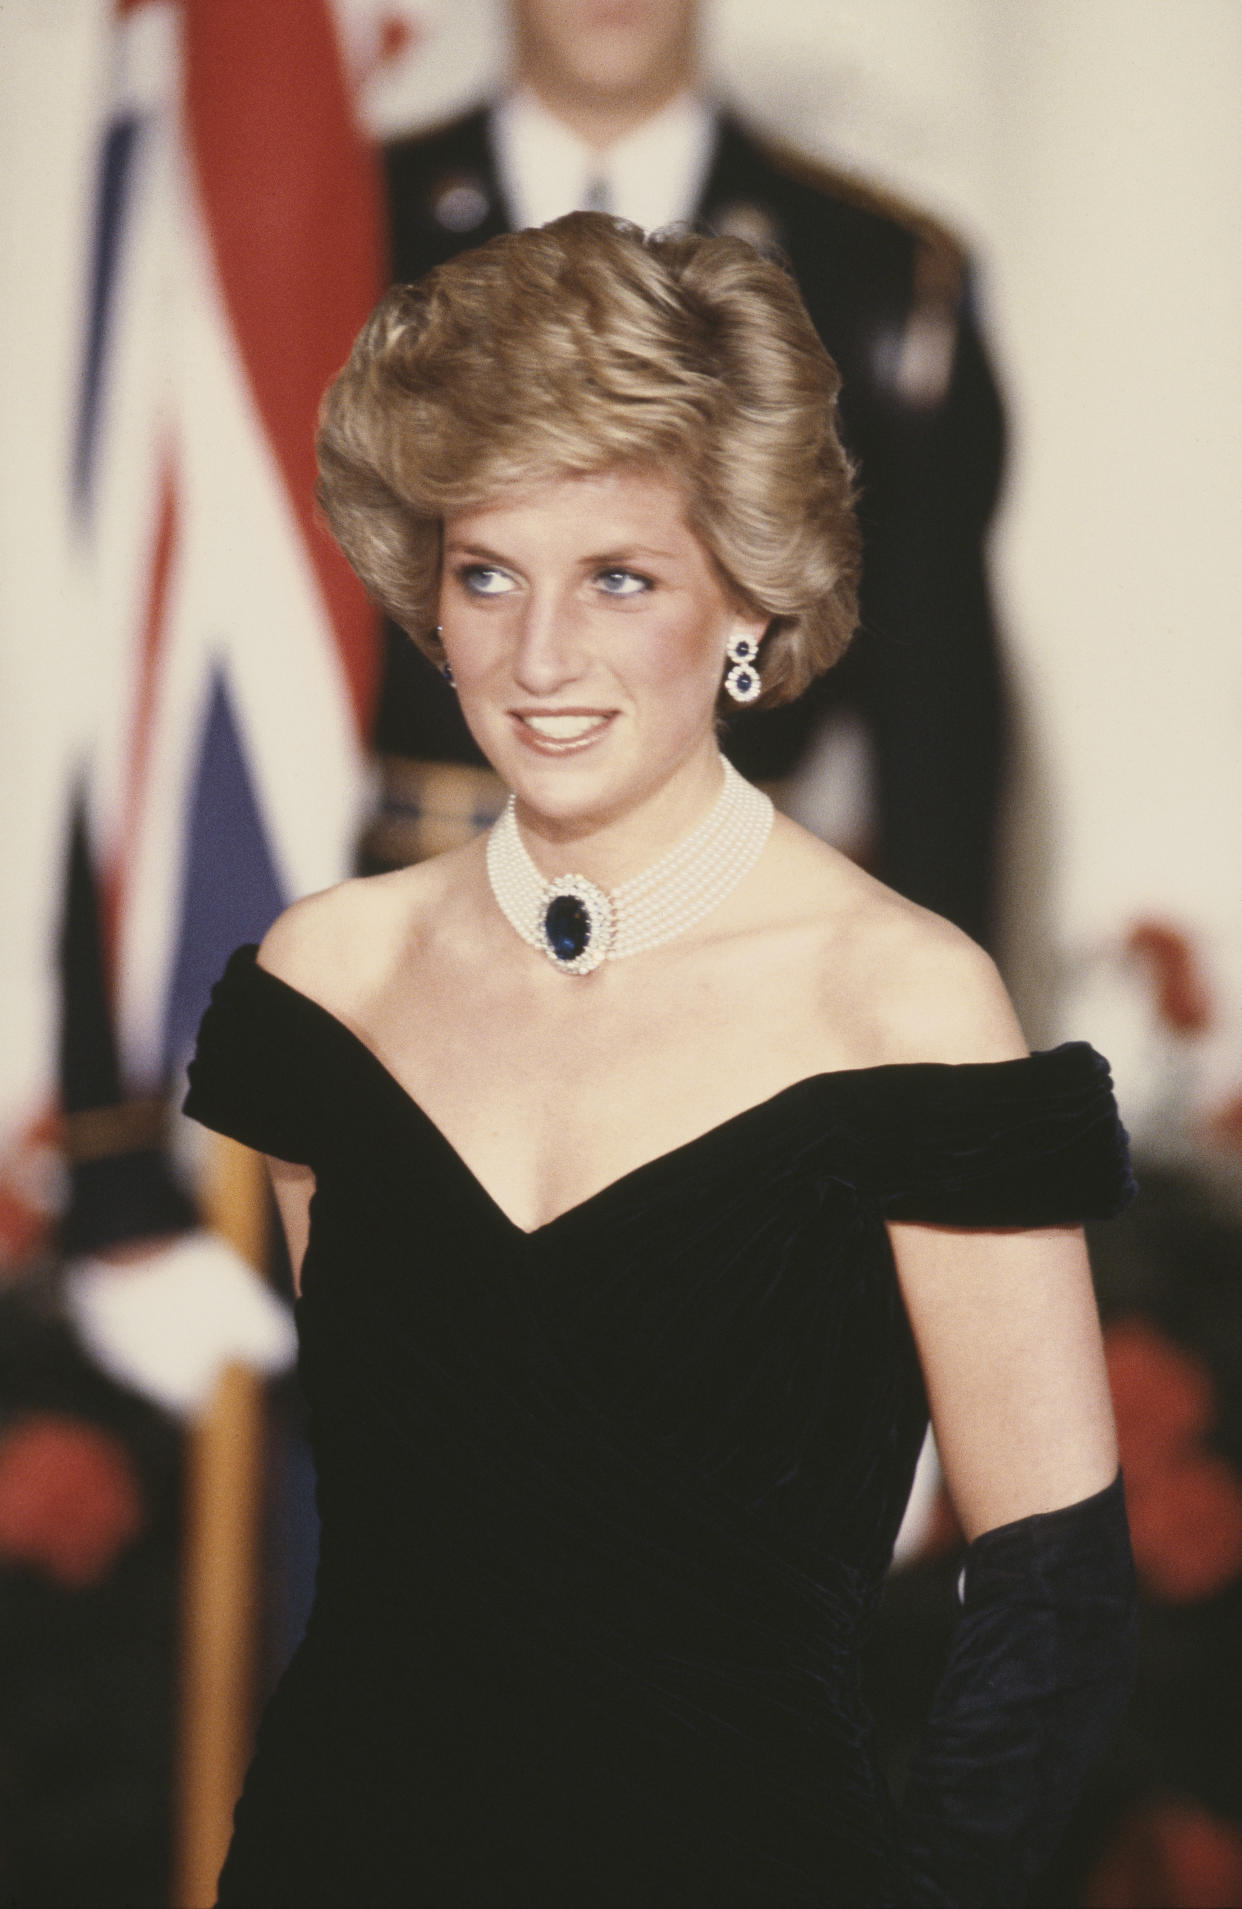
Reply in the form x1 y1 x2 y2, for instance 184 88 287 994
523 714 608 741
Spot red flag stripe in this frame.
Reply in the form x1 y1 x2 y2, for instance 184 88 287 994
182 0 382 736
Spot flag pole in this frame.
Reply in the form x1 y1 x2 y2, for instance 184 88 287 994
173 1135 268 1909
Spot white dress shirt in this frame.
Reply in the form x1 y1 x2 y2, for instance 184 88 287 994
490 87 717 235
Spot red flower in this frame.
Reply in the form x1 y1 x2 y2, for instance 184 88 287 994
1125 921 1214 1034
0 1412 145 1588
1106 1320 1214 1480
377 14 421 69
1128 1450 1242 1603
1104 1320 1242 1602
1084 1797 1242 1908
1205 1093 1242 1156
0 1108 65 1265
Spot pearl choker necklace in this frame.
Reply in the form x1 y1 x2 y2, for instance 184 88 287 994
486 761 774 975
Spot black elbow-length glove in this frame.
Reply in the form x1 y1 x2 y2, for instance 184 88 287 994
899 1471 1138 1909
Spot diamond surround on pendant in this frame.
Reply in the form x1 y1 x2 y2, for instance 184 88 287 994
539 875 614 974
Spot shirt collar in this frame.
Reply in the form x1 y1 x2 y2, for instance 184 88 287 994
490 87 717 235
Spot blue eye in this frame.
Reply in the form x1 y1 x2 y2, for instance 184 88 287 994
596 570 650 596
460 565 516 596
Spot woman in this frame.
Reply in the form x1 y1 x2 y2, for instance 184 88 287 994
186 213 1136 1907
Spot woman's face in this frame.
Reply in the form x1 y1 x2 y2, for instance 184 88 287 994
438 466 765 834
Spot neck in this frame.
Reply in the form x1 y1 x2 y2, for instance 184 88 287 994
514 68 698 155
514 748 727 891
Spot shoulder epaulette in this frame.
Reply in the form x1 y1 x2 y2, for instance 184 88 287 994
742 121 969 309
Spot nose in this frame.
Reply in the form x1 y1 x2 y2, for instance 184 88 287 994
510 587 585 696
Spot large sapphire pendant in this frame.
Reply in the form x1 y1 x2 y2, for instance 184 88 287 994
539 875 614 974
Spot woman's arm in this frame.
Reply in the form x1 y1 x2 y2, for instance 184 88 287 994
873 910 1118 1532
871 918 1136 1906
889 1218 1118 1539
886 1227 1132 1909
869 920 1144 1893
268 1155 315 1297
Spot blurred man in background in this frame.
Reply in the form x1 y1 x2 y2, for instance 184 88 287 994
376 0 1006 945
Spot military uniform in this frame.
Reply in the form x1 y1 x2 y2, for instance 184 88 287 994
377 104 1006 944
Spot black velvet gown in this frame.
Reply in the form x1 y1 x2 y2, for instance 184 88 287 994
184 945 1136 1908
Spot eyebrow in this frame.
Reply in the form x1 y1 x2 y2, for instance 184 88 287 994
588 547 682 567
443 541 683 567
443 543 516 565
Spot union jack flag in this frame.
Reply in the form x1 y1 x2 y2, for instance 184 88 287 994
73 0 382 1100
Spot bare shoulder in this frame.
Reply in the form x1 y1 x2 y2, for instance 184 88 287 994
767 818 1027 1068
858 892 1026 1066
257 840 481 1005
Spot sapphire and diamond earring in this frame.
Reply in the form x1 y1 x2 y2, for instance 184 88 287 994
724 630 762 704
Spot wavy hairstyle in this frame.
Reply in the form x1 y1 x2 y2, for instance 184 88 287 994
316 211 859 707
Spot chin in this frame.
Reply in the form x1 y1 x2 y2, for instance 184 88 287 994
501 744 649 832
508 760 632 832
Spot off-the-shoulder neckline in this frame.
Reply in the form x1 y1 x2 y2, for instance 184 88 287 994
219 943 1106 1241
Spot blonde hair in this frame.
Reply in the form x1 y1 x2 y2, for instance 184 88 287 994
317 212 859 707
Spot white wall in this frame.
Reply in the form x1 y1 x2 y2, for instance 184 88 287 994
989 2 1242 936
